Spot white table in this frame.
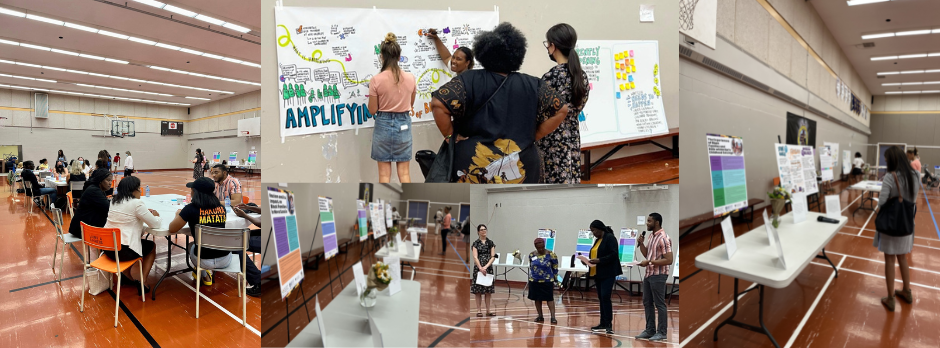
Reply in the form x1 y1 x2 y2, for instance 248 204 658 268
374 243 422 280
286 280 421 347
406 227 428 251
694 212 847 347
44 177 67 188
139 194 250 300
849 180 882 214
492 257 530 296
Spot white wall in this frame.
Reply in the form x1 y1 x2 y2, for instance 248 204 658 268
261 0 680 183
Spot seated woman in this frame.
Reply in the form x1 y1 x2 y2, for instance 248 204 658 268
37 158 49 171
168 177 232 286
20 160 56 207
68 169 113 238
54 162 69 182
82 158 92 177
102 176 162 295
431 22 569 183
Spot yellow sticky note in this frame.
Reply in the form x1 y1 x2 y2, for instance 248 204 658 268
614 64 620 70
630 82 635 89
631 59 635 65
615 53 622 60
616 72 622 79
623 51 629 58
619 84 625 91
631 66 637 73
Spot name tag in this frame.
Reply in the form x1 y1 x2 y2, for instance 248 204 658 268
530 256 537 262
400 125 409 131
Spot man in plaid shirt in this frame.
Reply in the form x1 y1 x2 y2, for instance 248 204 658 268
209 164 243 204
635 212 674 341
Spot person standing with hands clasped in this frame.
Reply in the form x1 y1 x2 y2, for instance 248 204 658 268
471 224 495 317
368 32 417 183
635 213 673 342
577 220 622 335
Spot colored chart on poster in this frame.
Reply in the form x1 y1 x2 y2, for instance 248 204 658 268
268 187 304 299
370 200 387 239
273 7 499 138
575 229 594 257
229 152 237 162
707 134 749 217
247 151 257 164
212 152 221 164
537 229 556 251
357 200 368 241
318 196 338 260
619 228 638 263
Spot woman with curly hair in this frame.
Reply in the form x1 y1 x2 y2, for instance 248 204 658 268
431 22 569 183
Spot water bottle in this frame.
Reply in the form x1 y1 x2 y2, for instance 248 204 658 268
225 196 231 208
145 185 150 197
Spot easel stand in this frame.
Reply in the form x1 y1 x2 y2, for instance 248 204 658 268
284 279 311 344
302 215 321 270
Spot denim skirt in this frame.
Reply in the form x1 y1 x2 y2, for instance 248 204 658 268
371 111 413 162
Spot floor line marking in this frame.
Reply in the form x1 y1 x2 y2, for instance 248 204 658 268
808 262 940 291
494 317 673 344
152 264 261 336
835 232 940 251
822 250 940 277
419 320 471 331
678 282 758 348
859 210 876 236
784 255 845 348
842 195 863 212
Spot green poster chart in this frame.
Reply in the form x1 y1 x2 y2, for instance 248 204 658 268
618 228 637 263
357 200 368 242
707 134 749 217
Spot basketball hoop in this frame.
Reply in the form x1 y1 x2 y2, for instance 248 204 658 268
679 0 699 31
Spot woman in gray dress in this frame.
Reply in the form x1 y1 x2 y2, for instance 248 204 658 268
876 146 917 311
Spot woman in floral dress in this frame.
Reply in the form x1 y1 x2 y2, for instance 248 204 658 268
471 224 496 316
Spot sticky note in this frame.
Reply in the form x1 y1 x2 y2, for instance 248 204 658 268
628 75 634 82
623 51 629 57
589 82 593 90
630 82 635 89
631 66 636 73
616 92 621 99
616 72 621 79
630 59 635 65
630 50 634 57
620 63 625 70
615 53 622 60
619 84 625 91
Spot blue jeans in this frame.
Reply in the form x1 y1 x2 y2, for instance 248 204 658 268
643 274 668 335
38 188 56 207
595 276 616 327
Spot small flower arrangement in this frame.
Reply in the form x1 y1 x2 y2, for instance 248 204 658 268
361 261 391 307
387 226 399 247
767 186 789 200
767 186 789 228
512 250 521 263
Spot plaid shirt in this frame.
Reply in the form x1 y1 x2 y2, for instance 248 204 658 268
214 174 242 202
645 229 673 277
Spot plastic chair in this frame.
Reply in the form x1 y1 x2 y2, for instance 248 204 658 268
50 206 84 283
193 225 250 325
242 196 249 205
668 255 679 305
22 180 44 213
79 222 145 328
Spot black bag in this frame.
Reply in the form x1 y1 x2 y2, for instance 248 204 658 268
875 172 917 237
421 74 512 183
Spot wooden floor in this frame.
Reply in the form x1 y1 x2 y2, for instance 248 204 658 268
680 178 940 347
0 169 262 347
260 229 470 347
470 281 680 346
582 151 679 185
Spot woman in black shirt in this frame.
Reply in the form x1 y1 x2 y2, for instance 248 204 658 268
168 177 230 286
68 169 113 238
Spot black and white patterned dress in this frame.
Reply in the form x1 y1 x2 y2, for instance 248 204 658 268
471 238 496 294
193 154 205 180
536 63 590 184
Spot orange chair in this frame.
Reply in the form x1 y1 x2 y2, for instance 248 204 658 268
80 222 145 327
50 206 83 283
242 196 249 205
65 192 74 215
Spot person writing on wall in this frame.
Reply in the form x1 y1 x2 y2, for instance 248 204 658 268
635 212 673 342
537 23 590 184
577 220 622 334
471 224 496 317
528 237 559 324
368 32 417 183
426 28 474 75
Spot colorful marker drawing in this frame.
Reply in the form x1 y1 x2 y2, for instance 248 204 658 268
442 27 450 34
295 25 302 34
277 25 371 85
345 54 352 62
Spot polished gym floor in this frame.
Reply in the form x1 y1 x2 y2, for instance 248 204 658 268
680 178 940 347
0 169 261 347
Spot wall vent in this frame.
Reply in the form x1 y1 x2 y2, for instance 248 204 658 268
34 92 49 118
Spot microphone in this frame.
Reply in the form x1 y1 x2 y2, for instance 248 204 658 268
817 216 839 224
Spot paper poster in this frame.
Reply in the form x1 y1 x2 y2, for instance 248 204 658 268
618 228 638 263
828 143 839 175
776 144 817 195
384 256 401 296
678 0 717 49
315 295 328 347
352 261 366 298
576 40 668 147
843 150 852 176
268 187 304 299
761 209 775 247
247 151 257 165
719 216 736 259
505 252 516 265
801 147 818 194
637 216 646 225
370 201 387 239
792 192 808 224
356 199 369 241
229 152 237 162
537 229 556 251
640 4 655 22
707 134 748 217
385 203 393 228
820 144 833 182
575 229 594 257
318 196 339 260
826 195 841 219
274 7 499 138
212 152 221 164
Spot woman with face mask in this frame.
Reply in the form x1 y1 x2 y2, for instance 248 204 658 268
537 23 590 184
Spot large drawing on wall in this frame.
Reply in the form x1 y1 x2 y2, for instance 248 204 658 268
678 0 718 49
273 7 498 139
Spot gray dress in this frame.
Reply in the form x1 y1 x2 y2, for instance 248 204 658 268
874 171 918 255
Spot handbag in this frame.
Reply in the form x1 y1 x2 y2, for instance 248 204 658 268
422 73 512 183
86 268 112 296
874 172 917 237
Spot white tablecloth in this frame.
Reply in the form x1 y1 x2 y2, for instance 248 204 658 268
139 194 249 237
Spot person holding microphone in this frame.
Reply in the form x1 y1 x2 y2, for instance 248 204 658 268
635 213 673 342
577 220 622 334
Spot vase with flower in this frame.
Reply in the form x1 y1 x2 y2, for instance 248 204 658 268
767 186 789 228
360 261 391 308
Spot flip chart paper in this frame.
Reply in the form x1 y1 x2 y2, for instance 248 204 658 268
720 216 736 260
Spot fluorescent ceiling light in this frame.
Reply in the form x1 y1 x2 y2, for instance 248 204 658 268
26 14 64 25
88 72 110 77
64 22 98 33
163 5 197 17
128 37 157 45
862 32 895 39
0 59 12 64
155 43 181 50
98 30 129 40
146 65 258 86
17 62 43 68
885 91 902 94
902 70 925 74
846 0 890 5
20 43 50 51
133 0 166 8
79 53 106 60
149 66 171 71
104 58 129 64
882 83 901 86
903 91 922 94
877 71 900 75
2 84 191 106
194 14 225 25
186 96 210 100
202 53 223 59
51 48 79 56
222 23 251 33
179 48 203 55
901 82 923 85
0 7 26 17
871 56 897 61
899 54 927 59
896 30 932 36
67 70 89 74
923 90 940 93
0 39 18 45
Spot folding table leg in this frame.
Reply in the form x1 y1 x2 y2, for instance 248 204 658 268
713 278 779 348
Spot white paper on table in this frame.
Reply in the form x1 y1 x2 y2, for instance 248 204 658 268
720 216 737 260
639 4 654 22
505 253 515 265
394 233 403 250
825 195 841 219
410 230 418 244
637 216 646 225
384 256 401 296
367 310 384 348
761 209 775 248
475 273 494 286
770 224 787 269
315 295 328 347
352 261 367 298
405 240 415 257
792 192 808 224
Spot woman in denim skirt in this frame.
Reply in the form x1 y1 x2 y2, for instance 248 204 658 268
368 32 417 183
